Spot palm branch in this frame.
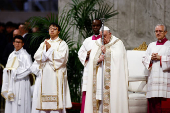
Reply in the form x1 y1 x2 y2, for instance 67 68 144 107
69 0 119 39
27 12 75 48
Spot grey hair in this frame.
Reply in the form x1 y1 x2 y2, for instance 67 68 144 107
155 24 167 31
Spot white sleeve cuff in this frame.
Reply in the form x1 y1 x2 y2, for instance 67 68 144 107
45 47 53 60
41 50 48 62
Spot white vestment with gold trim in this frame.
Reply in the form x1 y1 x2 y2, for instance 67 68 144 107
34 38 72 113
84 36 129 113
1 48 32 113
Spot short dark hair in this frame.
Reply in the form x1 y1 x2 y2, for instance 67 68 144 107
92 18 102 26
13 35 24 43
6 21 15 28
49 23 61 31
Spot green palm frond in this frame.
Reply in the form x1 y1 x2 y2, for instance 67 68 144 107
95 3 119 20
68 0 118 39
27 11 74 48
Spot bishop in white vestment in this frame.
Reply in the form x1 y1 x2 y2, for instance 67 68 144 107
142 24 170 112
33 23 72 113
84 26 129 113
1 35 32 113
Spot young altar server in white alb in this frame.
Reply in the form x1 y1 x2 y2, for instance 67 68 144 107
78 19 102 113
142 24 170 113
33 23 72 113
1 35 32 113
84 26 129 113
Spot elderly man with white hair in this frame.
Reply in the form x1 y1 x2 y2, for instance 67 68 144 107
142 24 170 113
84 26 129 113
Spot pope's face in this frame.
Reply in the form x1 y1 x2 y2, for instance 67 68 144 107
13 38 24 51
49 25 60 38
155 25 167 40
100 30 111 44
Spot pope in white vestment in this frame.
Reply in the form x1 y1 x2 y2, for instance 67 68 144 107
1 35 32 113
33 23 72 113
84 26 129 113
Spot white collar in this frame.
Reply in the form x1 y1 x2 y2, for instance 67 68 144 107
22 33 28 38
50 37 59 41
14 47 23 55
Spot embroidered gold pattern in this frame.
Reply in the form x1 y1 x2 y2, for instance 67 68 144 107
93 45 101 112
56 70 59 109
62 72 64 102
36 107 72 111
36 108 63 111
42 95 57 102
40 70 43 109
103 48 111 113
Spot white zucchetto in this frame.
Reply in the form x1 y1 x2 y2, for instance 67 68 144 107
100 26 110 31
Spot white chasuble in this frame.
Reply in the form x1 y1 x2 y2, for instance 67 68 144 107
78 36 98 91
34 38 72 112
84 35 129 113
142 41 170 98
1 48 32 113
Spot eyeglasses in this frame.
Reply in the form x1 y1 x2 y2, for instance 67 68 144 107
154 30 165 33
14 41 23 44
49 27 58 30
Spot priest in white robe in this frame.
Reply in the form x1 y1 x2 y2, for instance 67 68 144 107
84 26 129 113
142 24 170 113
1 35 32 113
33 23 72 113
78 19 102 113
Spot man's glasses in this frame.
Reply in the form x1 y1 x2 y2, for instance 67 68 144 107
49 27 58 30
14 41 23 44
154 30 165 33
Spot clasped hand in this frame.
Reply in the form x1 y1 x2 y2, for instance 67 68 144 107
151 53 161 61
45 40 51 51
86 50 91 59
98 45 106 63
